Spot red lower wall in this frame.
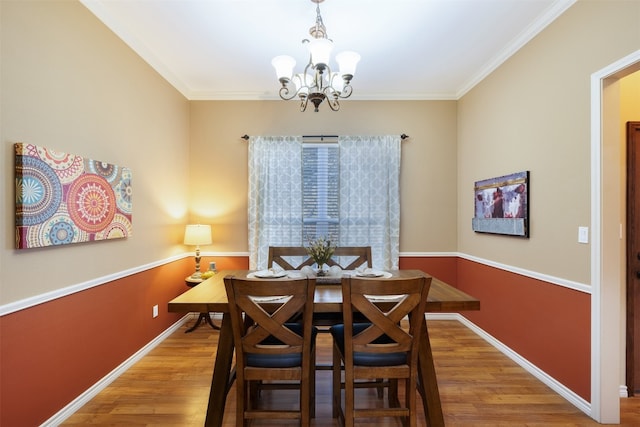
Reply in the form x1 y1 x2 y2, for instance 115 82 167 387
399 256 458 285
0 254 590 425
456 257 591 401
0 256 242 426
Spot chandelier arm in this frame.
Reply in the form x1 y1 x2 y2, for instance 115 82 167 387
302 58 314 88
338 84 353 99
322 85 335 98
278 84 299 101
326 96 340 111
300 96 309 112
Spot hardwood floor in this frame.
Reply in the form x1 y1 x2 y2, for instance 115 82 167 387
62 317 640 426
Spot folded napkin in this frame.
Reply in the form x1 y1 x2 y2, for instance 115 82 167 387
328 265 343 277
300 266 316 277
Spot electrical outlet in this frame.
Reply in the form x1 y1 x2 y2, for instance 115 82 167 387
152 304 159 318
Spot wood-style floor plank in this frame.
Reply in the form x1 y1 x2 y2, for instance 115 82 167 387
62 317 640 426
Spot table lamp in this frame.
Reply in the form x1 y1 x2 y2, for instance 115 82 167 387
184 224 212 279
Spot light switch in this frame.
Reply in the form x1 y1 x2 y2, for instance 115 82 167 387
578 226 589 244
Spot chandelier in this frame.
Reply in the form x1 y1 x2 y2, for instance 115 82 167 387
271 0 360 112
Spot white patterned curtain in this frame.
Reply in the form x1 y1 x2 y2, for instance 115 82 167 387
248 136 303 269
248 135 401 270
338 135 401 270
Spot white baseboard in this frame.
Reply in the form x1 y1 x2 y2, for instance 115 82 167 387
620 384 629 398
40 315 192 427
426 313 593 416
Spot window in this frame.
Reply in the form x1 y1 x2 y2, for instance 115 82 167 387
248 135 401 270
302 143 339 243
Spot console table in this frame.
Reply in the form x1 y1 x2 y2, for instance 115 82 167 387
184 276 220 332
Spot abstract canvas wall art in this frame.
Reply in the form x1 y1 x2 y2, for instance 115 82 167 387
15 143 132 249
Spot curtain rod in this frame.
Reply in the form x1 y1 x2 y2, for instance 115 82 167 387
240 134 409 140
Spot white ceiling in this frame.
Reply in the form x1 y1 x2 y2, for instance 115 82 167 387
80 0 575 101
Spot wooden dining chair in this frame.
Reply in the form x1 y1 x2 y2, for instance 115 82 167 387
330 274 432 427
328 246 372 270
223 275 318 427
267 246 315 270
267 246 372 271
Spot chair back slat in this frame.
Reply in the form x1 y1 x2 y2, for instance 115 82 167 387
268 247 315 270
327 246 372 270
268 246 372 270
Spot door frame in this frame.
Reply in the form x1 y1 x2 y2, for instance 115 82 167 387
591 50 640 423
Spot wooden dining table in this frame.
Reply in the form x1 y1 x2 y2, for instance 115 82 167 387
168 269 480 427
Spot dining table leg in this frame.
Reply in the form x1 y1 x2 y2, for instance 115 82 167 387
417 316 445 427
204 312 235 427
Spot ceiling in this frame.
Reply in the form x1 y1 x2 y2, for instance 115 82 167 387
80 0 575 101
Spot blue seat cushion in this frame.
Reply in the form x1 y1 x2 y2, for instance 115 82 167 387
246 323 318 368
330 323 408 366
312 312 369 325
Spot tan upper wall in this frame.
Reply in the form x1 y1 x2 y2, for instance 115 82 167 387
189 100 458 254
1 1 190 304
3 0 639 305
457 0 640 284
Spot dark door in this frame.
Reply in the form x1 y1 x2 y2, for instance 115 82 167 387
626 121 640 395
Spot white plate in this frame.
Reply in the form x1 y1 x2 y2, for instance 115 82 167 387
250 295 290 302
355 270 391 278
249 270 288 279
365 294 403 301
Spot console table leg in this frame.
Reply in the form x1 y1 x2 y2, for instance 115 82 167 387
204 313 221 330
185 312 220 333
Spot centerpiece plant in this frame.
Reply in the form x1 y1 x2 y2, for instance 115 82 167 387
305 236 336 275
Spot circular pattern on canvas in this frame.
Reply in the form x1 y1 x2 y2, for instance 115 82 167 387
15 155 63 226
115 169 132 214
26 210 88 247
88 160 119 183
94 213 133 240
36 145 84 183
67 174 116 233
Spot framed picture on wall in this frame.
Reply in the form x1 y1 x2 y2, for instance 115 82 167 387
472 170 529 237
14 142 133 249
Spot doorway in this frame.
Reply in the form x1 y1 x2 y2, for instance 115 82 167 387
592 51 640 423
627 121 640 396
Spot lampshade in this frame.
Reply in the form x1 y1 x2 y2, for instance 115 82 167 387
307 37 333 66
336 51 361 77
184 224 212 246
272 55 296 80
